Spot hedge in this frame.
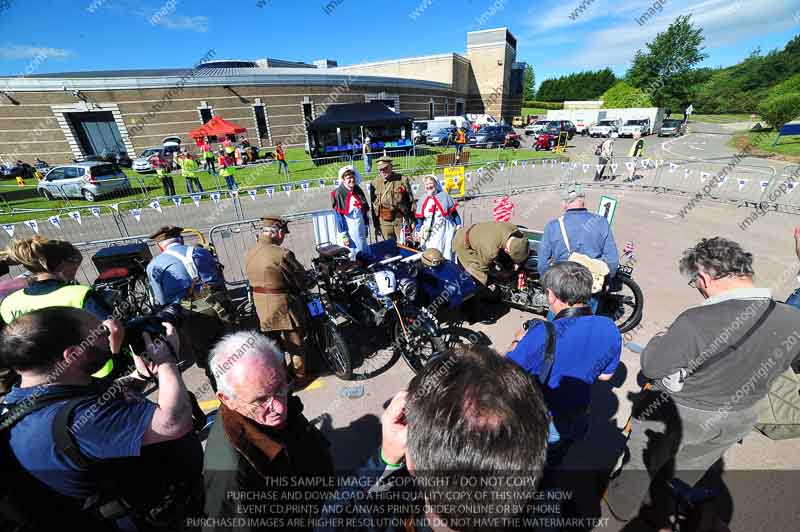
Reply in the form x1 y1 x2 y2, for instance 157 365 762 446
523 100 563 110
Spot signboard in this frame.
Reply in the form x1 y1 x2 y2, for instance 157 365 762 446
597 195 618 225
553 131 569 154
443 166 465 197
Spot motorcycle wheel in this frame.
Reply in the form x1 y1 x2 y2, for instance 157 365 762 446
317 320 353 380
394 315 445 374
599 276 644 334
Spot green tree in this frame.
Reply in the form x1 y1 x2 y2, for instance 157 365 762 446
523 64 536 101
536 69 617 102
769 74 800 98
601 81 653 108
757 94 800 129
626 15 707 108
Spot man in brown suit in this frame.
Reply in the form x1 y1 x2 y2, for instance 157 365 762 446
452 221 530 286
368 156 415 241
245 216 311 386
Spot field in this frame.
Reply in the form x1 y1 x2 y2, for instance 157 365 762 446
521 107 551 118
0 145 556 223
729 129 800 159
668 113 758 124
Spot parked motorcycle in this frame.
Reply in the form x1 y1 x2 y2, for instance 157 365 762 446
534 132 556 151
503 133 521 149
301 286 353 380
311 242 447 374
490 230 644 333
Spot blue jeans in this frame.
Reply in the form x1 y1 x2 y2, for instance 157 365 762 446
186 177 203 194
278 159 289 176
224 175 237 190
546 296 599 320
546 412 590 469
787 288 800 309
364 153 372 173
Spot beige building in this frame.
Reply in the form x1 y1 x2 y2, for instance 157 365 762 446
0 28 524 164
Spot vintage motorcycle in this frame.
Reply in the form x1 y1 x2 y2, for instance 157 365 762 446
311 241 474 374
490 230 644 333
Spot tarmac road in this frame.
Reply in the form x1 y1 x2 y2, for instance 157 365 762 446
176 121 800 531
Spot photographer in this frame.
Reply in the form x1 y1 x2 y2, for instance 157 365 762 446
0 306 202 531
0 236 117 380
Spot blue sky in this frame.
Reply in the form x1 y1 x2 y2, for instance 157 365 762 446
0 0 798 86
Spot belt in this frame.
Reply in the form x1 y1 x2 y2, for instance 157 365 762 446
252 286 288 295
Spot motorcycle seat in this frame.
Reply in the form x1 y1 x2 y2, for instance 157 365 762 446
317 244 351 259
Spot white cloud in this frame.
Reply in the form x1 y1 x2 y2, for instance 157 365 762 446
151 15 209 32
0 45 72 60
558 0 798 69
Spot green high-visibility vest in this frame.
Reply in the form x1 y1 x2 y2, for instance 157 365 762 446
179 158 199 178
1 285 114 379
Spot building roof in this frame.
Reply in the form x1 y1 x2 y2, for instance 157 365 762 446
309 102 414 129
0 65 452 92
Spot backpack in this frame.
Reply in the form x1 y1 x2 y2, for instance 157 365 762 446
0 388 204 531
594 142 604 156
557 216 610 294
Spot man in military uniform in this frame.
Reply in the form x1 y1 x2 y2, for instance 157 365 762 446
368 156 415 241
147 225 232 389
245 216 312 387
453 221 530 286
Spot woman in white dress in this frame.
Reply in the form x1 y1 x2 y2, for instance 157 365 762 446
332 165 369 258
414 174 461 261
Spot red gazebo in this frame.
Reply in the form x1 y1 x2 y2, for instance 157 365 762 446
188 116 247 141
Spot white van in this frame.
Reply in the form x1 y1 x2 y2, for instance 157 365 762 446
424 119 459 136
434 116 471 129
465 114 498 126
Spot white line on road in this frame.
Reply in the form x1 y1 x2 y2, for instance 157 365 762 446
649 210 676 219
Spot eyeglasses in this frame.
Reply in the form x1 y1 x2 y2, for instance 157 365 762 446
688 277 699 289
240 381 289 412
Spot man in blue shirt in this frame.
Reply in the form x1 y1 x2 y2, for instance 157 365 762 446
507 261 622 468
146 226 231 390
0 307 201 529
537 183 619 314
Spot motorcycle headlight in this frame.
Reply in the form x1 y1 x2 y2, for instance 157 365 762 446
399 277 418 301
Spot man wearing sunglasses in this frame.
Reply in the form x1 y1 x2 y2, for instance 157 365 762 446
203 331 333 530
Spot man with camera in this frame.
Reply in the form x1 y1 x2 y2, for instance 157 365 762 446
505 261 622 468
0 306 203 530
245 216 313 387
147 225 231 389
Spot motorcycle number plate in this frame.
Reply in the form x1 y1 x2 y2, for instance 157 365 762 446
373 271 396 295
307 298 325 317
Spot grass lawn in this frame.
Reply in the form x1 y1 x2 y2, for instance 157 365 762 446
729 130 800 159
0 146 557 223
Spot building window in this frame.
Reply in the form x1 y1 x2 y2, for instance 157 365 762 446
455 99 465 115
253 105 269 145
445 100 449 116
428 100 434 120
199 107 213 124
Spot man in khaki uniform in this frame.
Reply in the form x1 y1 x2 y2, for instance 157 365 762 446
368 156 415 240
244 216 311 386
453 221 530 285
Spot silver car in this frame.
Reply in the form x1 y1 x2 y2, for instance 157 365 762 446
38 162 131 202
132 147 162 173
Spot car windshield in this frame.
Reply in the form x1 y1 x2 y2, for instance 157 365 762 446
139 148 159 157
598 121 616 126
663 120 680 127
625 120 647 125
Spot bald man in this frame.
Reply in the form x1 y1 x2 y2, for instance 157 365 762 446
202 332 333 531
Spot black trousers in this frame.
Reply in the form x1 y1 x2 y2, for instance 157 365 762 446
161 175 176 196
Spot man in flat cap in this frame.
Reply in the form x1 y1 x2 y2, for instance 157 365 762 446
147 225 231 388
453 221 529 286
537 182 618 315
245 216 313 387
368 156 415 241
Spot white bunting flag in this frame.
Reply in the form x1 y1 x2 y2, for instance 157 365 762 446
318 179 326 188
642 159 652 168
131 208 142 222
550 160 556 168
512 160 518 167
684 169 692 179
2 224 14 237
737 179 748 191
717 176 728 187
248 190 257 201
759 180 769 192
611 163 619 173
528 161 534 168
149 200 162 213
500 163 506 172
24 220 39 234
582 164 590 174
89 207 101 218
521 160 527 168
191 194 202 207
49 216 61 229
210 192 221 204
596 164 604 173
625 162 635 171
283 184 292 196
788 182 797 193
669 162 678 173
266 187 274 198
700 172 710 183
109 203 120 212
466 172 472 183
68 211 82 225
172 196 183 207
301 182 310 193
229 190 239 199
657 160 664 168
